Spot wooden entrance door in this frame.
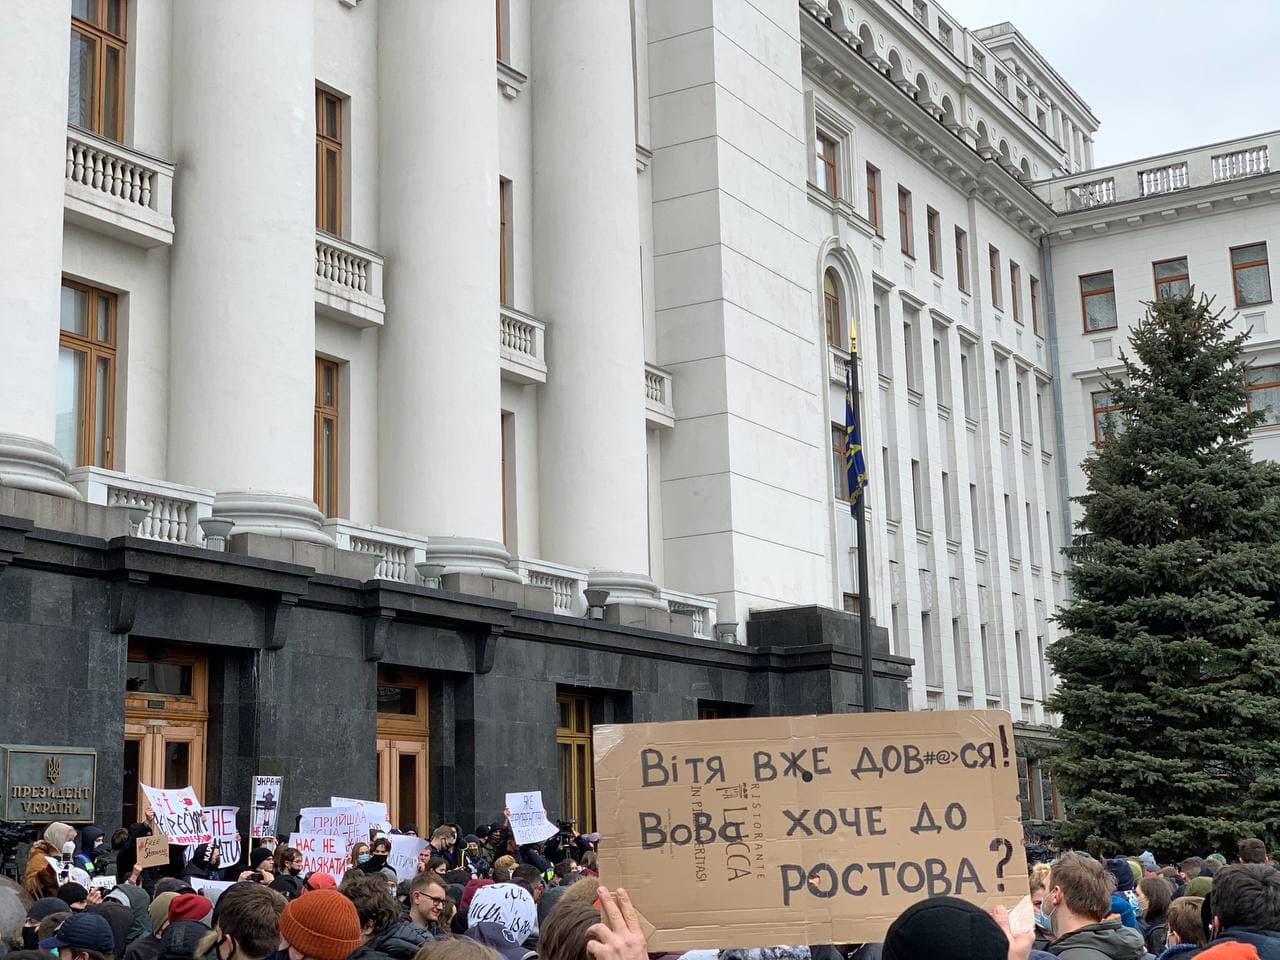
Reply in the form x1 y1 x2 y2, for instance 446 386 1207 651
375 668 428 830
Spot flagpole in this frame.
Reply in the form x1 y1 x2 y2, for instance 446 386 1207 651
850 350 875 713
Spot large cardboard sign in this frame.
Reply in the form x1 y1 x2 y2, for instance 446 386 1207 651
289 833 351 877
136 834 171 869
250 776 282 839
142 785 211 845
594 709 1023 950
299 805 369 847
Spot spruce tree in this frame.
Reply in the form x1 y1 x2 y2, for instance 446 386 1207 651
1048 292 1280 862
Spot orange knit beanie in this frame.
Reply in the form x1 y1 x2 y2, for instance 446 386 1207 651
279 889 361 960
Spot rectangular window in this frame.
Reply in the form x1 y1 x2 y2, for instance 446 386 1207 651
875 295 891 376
882 446 898 521
959 341 975 416
903 311 920 390
1010 261 1022 323
56 279 117 469
69 0 127 142
1016 89 1029 116
315 88 343 235
866 164 882 234
556 693 594 832
989 245 1002 309
922 612 941 687
1091 390 1124 444
942 471 956 540
955 226 969 292
995 366 1008 433
1005 494 1019 559
1232 243 1272 307
994 68 1008 96
953 617 972 691
1080 270 1117 331
314 356 340 517
970 483 984 549
911 459 928 531
495 0 508 60
980 623 998 695
933 334 947 403
1030 275 1041 334
832 425 850 500
1153 256 1189 300
1247 364 1280 426
816 131 838 199
1045 509 1055 565
499 177 512 306
500 412 514 545
1026 500 1038 565
1017 376 1029 436
926 207 941 275
898 187 913 257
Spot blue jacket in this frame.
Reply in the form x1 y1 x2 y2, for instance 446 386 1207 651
1110 893 1140 929
1156 944 1201 960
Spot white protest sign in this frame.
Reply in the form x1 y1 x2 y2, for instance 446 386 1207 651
505 791 557 846
388 835 429 881
205 805 241 867
90 876 117 890
191 878 234 903
299 806 369 847
142 784 211 845
468 882 539 939
251 776 283 839
331 796 391 833
289 833 351 877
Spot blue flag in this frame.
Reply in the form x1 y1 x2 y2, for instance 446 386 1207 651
844 360 868 515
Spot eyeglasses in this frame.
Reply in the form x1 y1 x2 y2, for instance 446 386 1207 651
415 892 446 906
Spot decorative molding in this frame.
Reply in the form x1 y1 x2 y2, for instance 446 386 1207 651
108 572 149 634
265 594 300 651
363 607 395 662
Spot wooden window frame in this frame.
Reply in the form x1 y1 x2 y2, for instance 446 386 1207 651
315 88 343 235
1030 276 1040 334
499 177 512 307
495 0 505 60
816 131 838 199
823 268 842 347
1080 270 1118 332
314 356 340 518
125 641 209 719
926 207 941 276
1231 243 1272 307
866 164 882 235
70 0 127 142
955 226 968 292
556 693 594 833
897 186 913 257
376 667 429 736
1091 390 1122 445
1010 261 1022 323
1152 256 1190 300
831 424 850 500
1247 364 1280 426
989 245 1002 309
59 278 117 470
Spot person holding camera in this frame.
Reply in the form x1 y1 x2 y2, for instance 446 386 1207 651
24 821 78 899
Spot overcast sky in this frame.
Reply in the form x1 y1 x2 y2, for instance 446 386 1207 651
940 0 1280 168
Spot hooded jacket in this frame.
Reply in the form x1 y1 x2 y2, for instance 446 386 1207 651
181 845 219 881
1049 919 1153 960
350 920 435 960
1155 945 1202 960
1201 928 1280 960
80 827 105 872
23 840 61 900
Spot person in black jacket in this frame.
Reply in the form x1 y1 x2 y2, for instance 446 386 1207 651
342 874 434 960
1139 876 1174 954
182 845 221 881
268 847 304 901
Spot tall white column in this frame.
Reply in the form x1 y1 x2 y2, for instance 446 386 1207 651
377 1 515 580
532 1 658 604
167 0 325 541
1084 136 1095 170
0 1 78 497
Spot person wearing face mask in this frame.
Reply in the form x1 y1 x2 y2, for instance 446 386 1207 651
25 821 78 899
1041 852 1151 959
194 883 284 960
351 844 371 870
269 847 305 901
22 897 70 950
1155 896 1206 960
358 839 392 876
39 910 119 960
184 844 222 881
1031 864 1054 952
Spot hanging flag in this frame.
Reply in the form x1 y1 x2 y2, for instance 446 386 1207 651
844 359 868 515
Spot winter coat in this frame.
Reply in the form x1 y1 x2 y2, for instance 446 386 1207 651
268 872 304 901
80 827 106 873
366 920 435 960
1201 928 1280 960
182 845 219 881
1110 895 1140 930
116 823 155 884
112 881 154 943
1143 919 1170 955
1156 945 1203 960
90 899 135 956
23 841 59 900
1048 919 1153 960
125 934 165 960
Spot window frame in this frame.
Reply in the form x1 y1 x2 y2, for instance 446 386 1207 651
1231 243 1272 307
866 164 882 236
816 131 838 199
1246 363 1280 427
897 186 914 257
58 278 118 470
1091 390 1123 445
69 0 127 143
499 177 512 307
314 356 341 518
926 207 942 276
1152 256 1190 301
823 268 842 347
832 424 850 500
955 226 969 292
556 693 594 832
1010 261 1022 323
988 245 1002 309
1080 270 1118 332
1029 275 1040 334
315 88 344 236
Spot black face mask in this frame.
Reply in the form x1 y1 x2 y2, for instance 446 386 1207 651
23 927 39 950
367 853 389 870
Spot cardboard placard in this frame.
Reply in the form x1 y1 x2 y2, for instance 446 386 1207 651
299 806 369 847
288 832 351 877
506 791 558 846
251 776 282 839
594 709 1023 950
142 784 211 845
136 834 171 869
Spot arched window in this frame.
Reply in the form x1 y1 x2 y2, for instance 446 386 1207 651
824 268 843 347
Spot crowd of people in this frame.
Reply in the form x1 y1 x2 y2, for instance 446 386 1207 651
4 816 1280 960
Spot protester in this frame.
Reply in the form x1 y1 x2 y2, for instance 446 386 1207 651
351 844 371 870
1138 878 1173 955
1196 864 1280 958
408 875 448 937
344 874 434 960
428 830 457 871
39 911 118 960
182 846 221 882
1105 858 1142 929
22 898 69 951
122 892 173 960
538 887 645 960
195 883 284 960
158 920 210 960
1157 896 1206 959
278 889 362 960
270 848 305 901
1041 851 1149 958
416 941 502 960
1236 840 1270 867
24 823 78 900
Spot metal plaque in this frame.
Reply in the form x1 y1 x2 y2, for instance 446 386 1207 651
1 745 98 824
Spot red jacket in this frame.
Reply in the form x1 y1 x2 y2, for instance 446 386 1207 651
1198 943 1262 959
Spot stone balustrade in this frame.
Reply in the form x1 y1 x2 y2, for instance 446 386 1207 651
323 519 430 582
499 306 547 384
644 362 675 428
67 467 213 544
64 126 174 247
315 232 386 327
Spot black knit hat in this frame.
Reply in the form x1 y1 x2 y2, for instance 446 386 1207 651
882 896 1009 960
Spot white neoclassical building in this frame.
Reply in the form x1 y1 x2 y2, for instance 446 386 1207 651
3 0 1279 797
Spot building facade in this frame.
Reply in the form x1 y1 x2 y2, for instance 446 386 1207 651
1 0 1276 833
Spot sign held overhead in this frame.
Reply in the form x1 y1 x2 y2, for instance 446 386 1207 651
593 709 1023 950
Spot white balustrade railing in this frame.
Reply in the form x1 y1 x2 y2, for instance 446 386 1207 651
316 238 370 294
64 126 174 245
512 558 588 616
644 363 675 427
67 468 214 545
1138 162 1188 197
1068 177 1115 208
499 307 547 384
314 233 386 327
1212 145 1270 182
67 138 154 209
323 519 429 582
660 588 719 640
